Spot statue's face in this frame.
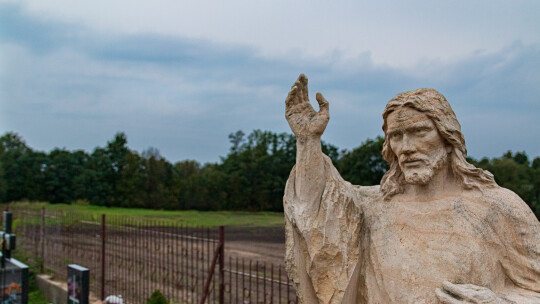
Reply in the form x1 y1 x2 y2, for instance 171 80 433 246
386 107 449 185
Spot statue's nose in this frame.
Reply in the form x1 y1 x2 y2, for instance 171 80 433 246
401 134 416 154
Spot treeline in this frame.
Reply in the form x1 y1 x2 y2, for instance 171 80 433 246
0 131 538 217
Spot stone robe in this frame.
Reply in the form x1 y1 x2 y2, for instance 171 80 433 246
284 155 540 303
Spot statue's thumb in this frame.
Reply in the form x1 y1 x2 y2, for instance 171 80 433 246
316 92 329 112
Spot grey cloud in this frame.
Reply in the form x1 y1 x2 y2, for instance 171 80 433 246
0 2 539 163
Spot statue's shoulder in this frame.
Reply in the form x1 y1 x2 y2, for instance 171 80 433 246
352 184 381 199
474 186 538 223
347 185 382 208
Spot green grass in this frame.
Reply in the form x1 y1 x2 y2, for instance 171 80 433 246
6 202 285 227
29 289 49 304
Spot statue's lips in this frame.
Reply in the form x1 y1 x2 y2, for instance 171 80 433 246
401 160 425 167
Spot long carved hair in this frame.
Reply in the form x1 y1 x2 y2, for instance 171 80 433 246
380 88 497 200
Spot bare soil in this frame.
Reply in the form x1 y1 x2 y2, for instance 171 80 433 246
224 226 286 266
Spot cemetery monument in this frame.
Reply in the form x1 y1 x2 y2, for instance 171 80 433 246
283 74 540 303
1 211 29 304
68 264 90 304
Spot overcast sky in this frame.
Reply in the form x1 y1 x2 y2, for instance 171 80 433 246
1 0 539 163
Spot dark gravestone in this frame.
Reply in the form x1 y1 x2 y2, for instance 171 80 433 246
1 211 29 304
67 264 89 304
0 256 29 304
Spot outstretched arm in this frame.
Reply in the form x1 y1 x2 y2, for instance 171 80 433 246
285 74 330 205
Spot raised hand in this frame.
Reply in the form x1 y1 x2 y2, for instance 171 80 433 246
285 74 329 140
436 281 511 304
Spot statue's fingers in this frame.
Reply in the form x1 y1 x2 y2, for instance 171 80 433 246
435 288 462 304
442 281 471 299
299 74 309 102
316 92 329 115
286 86 300 108
469 284 489 292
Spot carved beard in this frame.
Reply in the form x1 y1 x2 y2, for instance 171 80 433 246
402 148 448 185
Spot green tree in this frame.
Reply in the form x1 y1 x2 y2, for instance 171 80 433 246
107 133 129 205
43 149 88 203
84 147 114 206
142 148 176 209
220 130 299 211
116 151 146 208
0 133 46 202
338 136 388 186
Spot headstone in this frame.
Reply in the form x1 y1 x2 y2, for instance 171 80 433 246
0 211 29 304
0 255 29 304
67 264 89 304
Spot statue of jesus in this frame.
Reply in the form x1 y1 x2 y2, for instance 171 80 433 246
283 74 540 303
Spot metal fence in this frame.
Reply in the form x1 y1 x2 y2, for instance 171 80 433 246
9 206 298 304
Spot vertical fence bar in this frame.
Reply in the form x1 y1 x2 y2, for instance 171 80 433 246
206 228 210 303
210 227 214 304
249 260 252 304
132 217 135 303
175 224 178 301
33 211 38 261
190 225 194 303
287 270 290 304
235 257 239 304
40 207 45 273
219 226 225 304
126 217 130 303
184 224 187 303
154 219 158 297
109 214 113 296
160 220 164 298
181 224 184 302
100 214 106 300
172 224 175 301
204 228 208 303
168 221 172 300
271 264 274 303
279 267 282 304
256 261 259 304
196 226 200 301
137 218 141 301
146 219 150 300
115 216 119 298
242 259 245 303
229 256 232 304
169 222 172 300
164 222 167 299
123 216 126 300
129 217 133 303
111 215 115 296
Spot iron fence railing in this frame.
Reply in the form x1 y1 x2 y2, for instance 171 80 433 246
7 206 298 304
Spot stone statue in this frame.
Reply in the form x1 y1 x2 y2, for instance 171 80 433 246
283 74 540 303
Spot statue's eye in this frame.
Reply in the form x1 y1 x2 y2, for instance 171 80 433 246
415 128 427 135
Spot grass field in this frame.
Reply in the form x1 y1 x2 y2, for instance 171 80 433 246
6 202 285 227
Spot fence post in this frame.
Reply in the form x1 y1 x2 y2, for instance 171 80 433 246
219 226 224 304
101 214 106 300
40 207 45 273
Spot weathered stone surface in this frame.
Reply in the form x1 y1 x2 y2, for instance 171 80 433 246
283 74 540 303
